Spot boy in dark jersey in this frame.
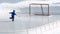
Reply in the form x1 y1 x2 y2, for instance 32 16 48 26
10 10 16 21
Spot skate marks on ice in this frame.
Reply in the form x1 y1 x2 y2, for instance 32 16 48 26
14 15 60 30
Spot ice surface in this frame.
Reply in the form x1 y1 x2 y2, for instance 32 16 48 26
0 15 60 34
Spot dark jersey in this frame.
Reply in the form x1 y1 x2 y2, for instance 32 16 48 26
11 12 16 16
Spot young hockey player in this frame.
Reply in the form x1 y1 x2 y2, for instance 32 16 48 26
10 10 16 21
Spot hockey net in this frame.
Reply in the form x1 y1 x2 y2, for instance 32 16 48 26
29 3 49 16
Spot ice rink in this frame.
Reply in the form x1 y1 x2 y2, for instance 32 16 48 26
0 0 60 34
0 15 60 34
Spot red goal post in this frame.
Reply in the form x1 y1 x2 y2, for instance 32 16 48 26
29 3 50 16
